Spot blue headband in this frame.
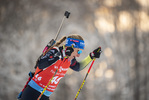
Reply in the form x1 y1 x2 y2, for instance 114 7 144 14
65 38 85 49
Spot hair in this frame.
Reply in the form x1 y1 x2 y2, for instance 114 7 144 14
67 34 84 41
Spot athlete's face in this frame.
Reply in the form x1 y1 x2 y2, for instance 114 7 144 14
68 48 83 60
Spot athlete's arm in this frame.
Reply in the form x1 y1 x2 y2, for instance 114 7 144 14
38 48 60 69
70 55 92 71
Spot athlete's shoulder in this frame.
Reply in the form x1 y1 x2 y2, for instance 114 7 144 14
48 47 59 54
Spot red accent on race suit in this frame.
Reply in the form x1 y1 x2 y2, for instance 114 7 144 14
32 58 70 92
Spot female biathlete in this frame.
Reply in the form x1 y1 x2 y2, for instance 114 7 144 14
20 34 101 100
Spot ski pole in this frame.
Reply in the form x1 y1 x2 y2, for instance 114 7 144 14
37 69 59 100
37 57 68 100
74 58 96 100
17 72 34 100
74 48 101 100
42 11 70 53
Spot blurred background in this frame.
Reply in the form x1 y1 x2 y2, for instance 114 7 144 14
0 0 149 100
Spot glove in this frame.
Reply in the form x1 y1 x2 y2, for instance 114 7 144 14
17 91 22 99
90 47 102 59
65 47 74 56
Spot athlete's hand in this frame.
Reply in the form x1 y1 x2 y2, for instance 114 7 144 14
65 47 74 56
90 47 102 59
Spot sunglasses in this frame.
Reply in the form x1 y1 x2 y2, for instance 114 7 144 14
78 50 82 54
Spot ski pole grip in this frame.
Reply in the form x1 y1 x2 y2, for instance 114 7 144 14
97 47 102 54
64 11 70 18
